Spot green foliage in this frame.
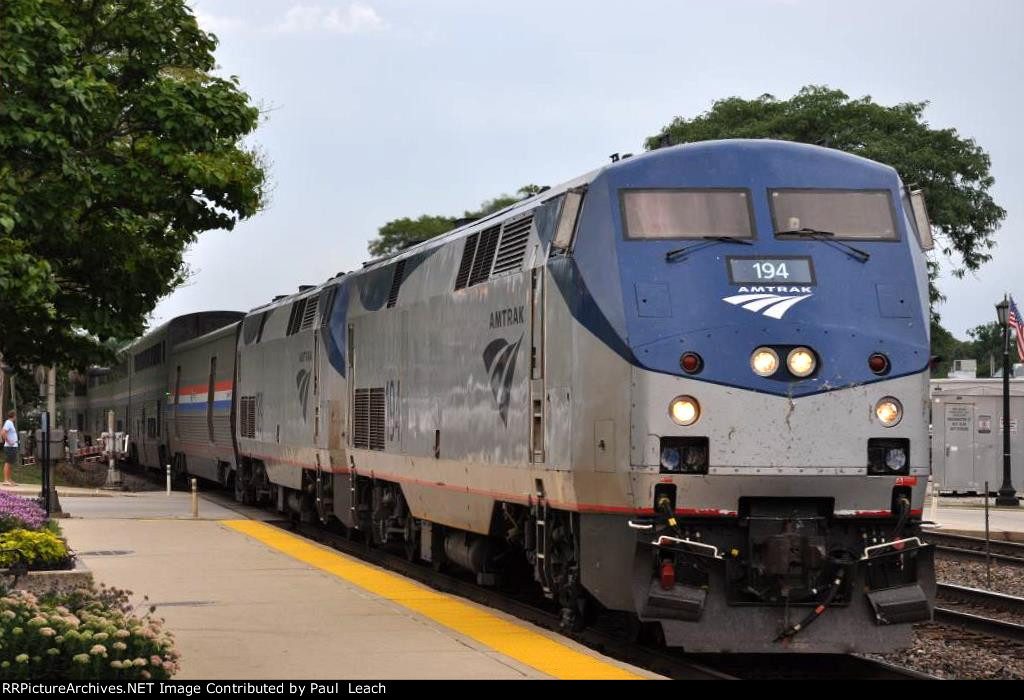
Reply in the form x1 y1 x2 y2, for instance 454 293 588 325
966 322 1004 377
368 215 457 258
0 529 69 569
930 318 968 378
0 0 267 368
930 320 1010 378
647 86 1005 291
368 185 544 257
0 586 180 679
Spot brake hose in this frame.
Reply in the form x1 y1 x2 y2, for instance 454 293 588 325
774 568 845 643
892 495 911 539
656 495 683 537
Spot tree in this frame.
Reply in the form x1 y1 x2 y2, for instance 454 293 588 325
966 322 1004 377
368 185 543 257
930 318 969 378
368 215 457 258
647 86 1005 301
0 0 266 368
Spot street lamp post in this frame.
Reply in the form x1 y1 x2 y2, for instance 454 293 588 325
995 296 1019 506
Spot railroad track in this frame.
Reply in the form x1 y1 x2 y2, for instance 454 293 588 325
935 582 1024 644
925 531 1024 568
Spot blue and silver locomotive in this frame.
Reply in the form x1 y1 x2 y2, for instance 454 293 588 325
67 139 935 653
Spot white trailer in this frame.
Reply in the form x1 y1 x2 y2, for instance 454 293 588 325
931 378 1024 493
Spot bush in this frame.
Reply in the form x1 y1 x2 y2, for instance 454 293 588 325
0 586 180 679
0 529 71 570
0 492 46 532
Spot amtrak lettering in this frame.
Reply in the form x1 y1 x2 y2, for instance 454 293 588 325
489 306 525 329
734 286 812 294
723 287 813 320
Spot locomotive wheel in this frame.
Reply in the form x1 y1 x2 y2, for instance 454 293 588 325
403 518 419 562
172 454 189 488
233 471 251 505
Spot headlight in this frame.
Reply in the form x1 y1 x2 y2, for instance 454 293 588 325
683 444 708 470
885 447 907 471
669 396 700 426
750 348 780 377
660 447 681 472
875 397 903 427
787 347 816 377
868 438 910 475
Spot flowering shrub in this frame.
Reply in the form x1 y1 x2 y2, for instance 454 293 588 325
0 529 71 569
0 586 180 679
0 492 47 532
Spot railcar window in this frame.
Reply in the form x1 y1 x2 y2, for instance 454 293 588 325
553 190 584 249
620 189 754 240
771 189 897 240
136 343 155 371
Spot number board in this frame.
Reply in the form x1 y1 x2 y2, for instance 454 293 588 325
727 256 815 285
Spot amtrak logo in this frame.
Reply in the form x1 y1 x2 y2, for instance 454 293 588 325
723 287 813 320
296 369 311 421
483 333 523 426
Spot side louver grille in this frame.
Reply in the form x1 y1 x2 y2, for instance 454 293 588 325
454 233 478 291
387 260 406 308
353 387 386 451
468 225 501 286
454 215 534 290
492 215 532 275
300 293 319 330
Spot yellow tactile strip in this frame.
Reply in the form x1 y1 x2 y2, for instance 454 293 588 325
221 520 643 680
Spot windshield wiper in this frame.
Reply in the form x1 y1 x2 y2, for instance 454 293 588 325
665 236 753 262
775 227 870 263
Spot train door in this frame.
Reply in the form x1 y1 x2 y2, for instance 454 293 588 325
944 403 976 492
346 324 355 449
173 366 181 443
207 356 217 443
313 331 322 447
530 268 545 465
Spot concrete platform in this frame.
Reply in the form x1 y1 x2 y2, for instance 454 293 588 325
59 491 657 680
1 483 117 498
930 497 1024 536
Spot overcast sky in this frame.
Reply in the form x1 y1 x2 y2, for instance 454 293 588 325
155 0 1024 339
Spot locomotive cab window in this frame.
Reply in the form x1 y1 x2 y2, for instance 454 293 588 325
620 189 754 240
770 189 898 240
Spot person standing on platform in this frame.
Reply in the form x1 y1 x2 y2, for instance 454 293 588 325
2 410 18 486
